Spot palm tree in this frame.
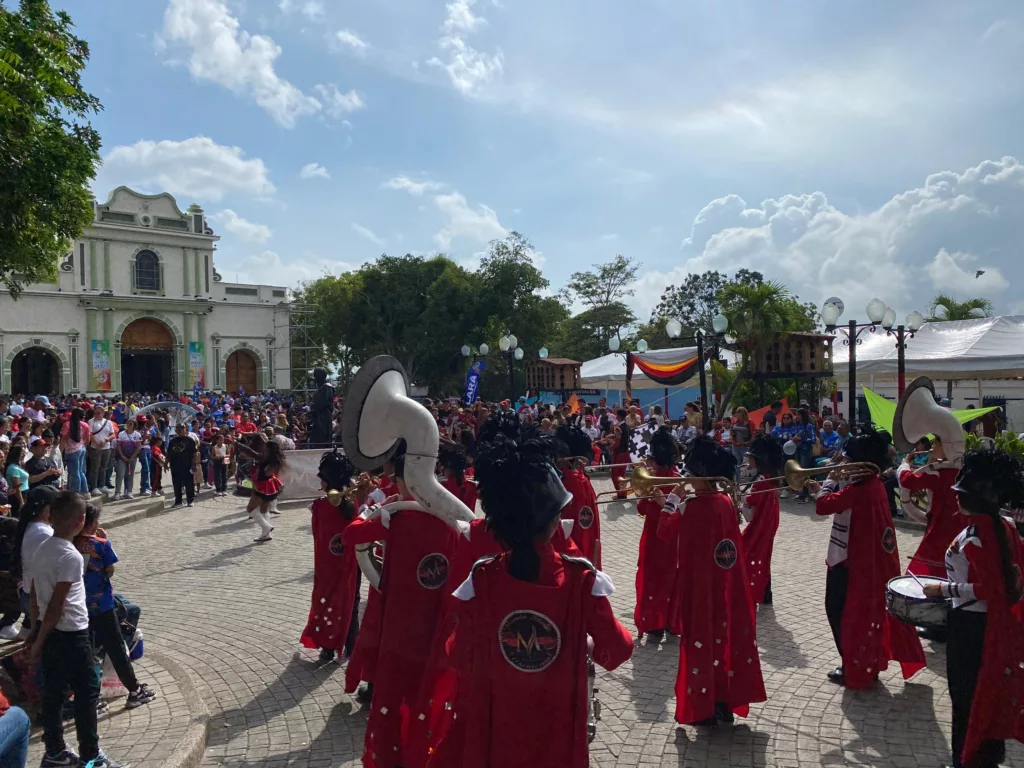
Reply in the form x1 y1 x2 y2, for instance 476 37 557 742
716 281 797 416
927 294 994 322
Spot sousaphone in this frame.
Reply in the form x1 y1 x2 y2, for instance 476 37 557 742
341 355 476 588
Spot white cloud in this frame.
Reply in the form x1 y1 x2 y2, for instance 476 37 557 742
599 233 618 242
925 249 1009 293
632 156 1024 321
160 0 321 128
95 137 275 202
351 223 385 248
428 0 503 96
382 175 445 196
433 191 507 250
299 162 330 180
300 1 324 19
227 249 355 287
212 209 272 243
313 83 365 118
335 29 369 54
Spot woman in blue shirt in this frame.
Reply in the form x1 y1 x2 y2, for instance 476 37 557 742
3 445 29 518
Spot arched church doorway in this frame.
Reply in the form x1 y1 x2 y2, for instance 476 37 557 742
225 349 258 394
10 347 60 395
121 318 174 393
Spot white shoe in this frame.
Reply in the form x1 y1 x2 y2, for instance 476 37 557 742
0 625 18 640
104 485 115 492
187 502 194 507
90 489 103 498
124 493 133 500
203 483 213 489
141 490 152 497
15 625 31 640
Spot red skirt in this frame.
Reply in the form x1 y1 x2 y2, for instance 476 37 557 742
251 473 284 500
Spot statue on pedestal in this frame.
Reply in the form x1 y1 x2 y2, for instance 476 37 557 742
309 368 335 447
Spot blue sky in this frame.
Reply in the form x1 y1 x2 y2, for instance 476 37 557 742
71 0 1024 322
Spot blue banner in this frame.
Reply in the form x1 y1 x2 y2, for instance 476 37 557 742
464 359 486 404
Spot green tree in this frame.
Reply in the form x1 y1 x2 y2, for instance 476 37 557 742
927 293 994 321
716 281 816 415
651 269 763 338
0 0 102 297
557 255 639 359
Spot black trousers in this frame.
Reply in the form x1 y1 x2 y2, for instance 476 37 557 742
825 564 848 657
947 609 1004 767
213 463 228 493
171 465 195 505
344 570 362 657
883 474 900 515
90 608 138 692
41 628 99 760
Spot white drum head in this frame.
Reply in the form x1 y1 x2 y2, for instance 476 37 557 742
888 575 949 599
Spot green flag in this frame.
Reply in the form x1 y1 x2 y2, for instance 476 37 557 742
862 387 1000 435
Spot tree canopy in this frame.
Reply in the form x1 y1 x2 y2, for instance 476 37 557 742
0 0 102 297
927 293 994 322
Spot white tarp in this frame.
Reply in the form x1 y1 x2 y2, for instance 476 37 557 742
580 347 742 390
831 315 1024 379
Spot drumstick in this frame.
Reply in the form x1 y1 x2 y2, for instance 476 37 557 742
907 571 927 590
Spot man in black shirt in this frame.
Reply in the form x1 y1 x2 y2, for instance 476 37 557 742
166 424 198 507
762 401 782 431
25 440 61 489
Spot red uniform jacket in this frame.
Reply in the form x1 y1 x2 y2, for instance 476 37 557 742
815 476 926 689
899 465 964 578
344 508 459 768
300 498 360 652
953 515 1024 767
560 468 601 567
658 492 766 724
634 466 679 634
442 475 478 513
740 477 781 605
410 546 633 768
342 516 383 693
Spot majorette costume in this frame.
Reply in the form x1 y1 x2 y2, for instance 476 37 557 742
813 429 925 689
300 452 361 659
938 450 1024 768
409 432 633 768
899 460 965 578
740 435 783 605
633 428 680 637
657 437 766 725
556 425 602 567
343 469 459 768
250 458 284 500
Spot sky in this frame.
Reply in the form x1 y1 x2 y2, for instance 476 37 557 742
69 0 1024 327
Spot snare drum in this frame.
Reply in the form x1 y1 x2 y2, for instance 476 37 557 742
885 575 951 630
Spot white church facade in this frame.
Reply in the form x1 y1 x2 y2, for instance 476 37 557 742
0 187 291 396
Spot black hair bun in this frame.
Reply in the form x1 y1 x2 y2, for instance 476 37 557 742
749 434 784 474
957 448 1024 510
554 424 592 460
845 427 892 471
648 427 679 468
684 435 738 479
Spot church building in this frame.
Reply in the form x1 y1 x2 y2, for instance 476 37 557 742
0 187 291 396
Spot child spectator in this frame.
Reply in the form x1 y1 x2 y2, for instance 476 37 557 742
74 504 156 709
150 435 166 495
211 434 229 496
30 491 126 768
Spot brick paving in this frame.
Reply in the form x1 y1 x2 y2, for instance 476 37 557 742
57 479 1024 767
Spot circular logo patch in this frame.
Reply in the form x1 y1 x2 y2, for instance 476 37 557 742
328 534 345 556
417 553 450 590
881 527 896 554
578 506 595 530
714 539 738 569
499 610 561 672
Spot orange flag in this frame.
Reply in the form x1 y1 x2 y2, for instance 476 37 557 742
748 398 792 431
566 393 580 414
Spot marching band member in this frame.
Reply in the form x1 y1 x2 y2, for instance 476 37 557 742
922 449 1024 768
899 435 965 579
439 445 478 512
807 428 925 688
656 436 766 726
740 435 784 606
300 451 363 665
343 446 458 768
555 424 602 567
410 431 634 767
633 428 680 642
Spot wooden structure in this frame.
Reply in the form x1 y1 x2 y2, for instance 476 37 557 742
526 358 582 392
752 332 834 379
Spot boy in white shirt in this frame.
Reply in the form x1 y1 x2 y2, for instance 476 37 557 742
30 491 126 768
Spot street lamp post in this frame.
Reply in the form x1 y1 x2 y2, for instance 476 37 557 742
664 315 728 430
499 334 521 403
821 299 923 425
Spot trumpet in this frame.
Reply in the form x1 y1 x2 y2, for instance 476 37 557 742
326 472 375 507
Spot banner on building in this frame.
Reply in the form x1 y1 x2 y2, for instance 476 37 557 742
464 359 486 405
188 342 206 389
91 340 111 391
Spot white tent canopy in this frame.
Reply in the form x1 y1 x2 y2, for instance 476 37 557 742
831 315 1024 380
580 347 742 390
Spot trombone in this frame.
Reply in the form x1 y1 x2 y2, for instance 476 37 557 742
595 466 734 504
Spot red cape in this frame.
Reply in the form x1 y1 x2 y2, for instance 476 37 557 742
634 467 679 634
442 475 478 513
961 515 1024 767
740 477 781 605
816 476 926 689
560 468 601 567
409 549 633 768
658 492 766 724
345 585 382 693
344 509 459 768
899 466 966 578
300 498 360 652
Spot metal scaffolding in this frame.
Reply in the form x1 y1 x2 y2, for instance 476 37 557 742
273 302 320 401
